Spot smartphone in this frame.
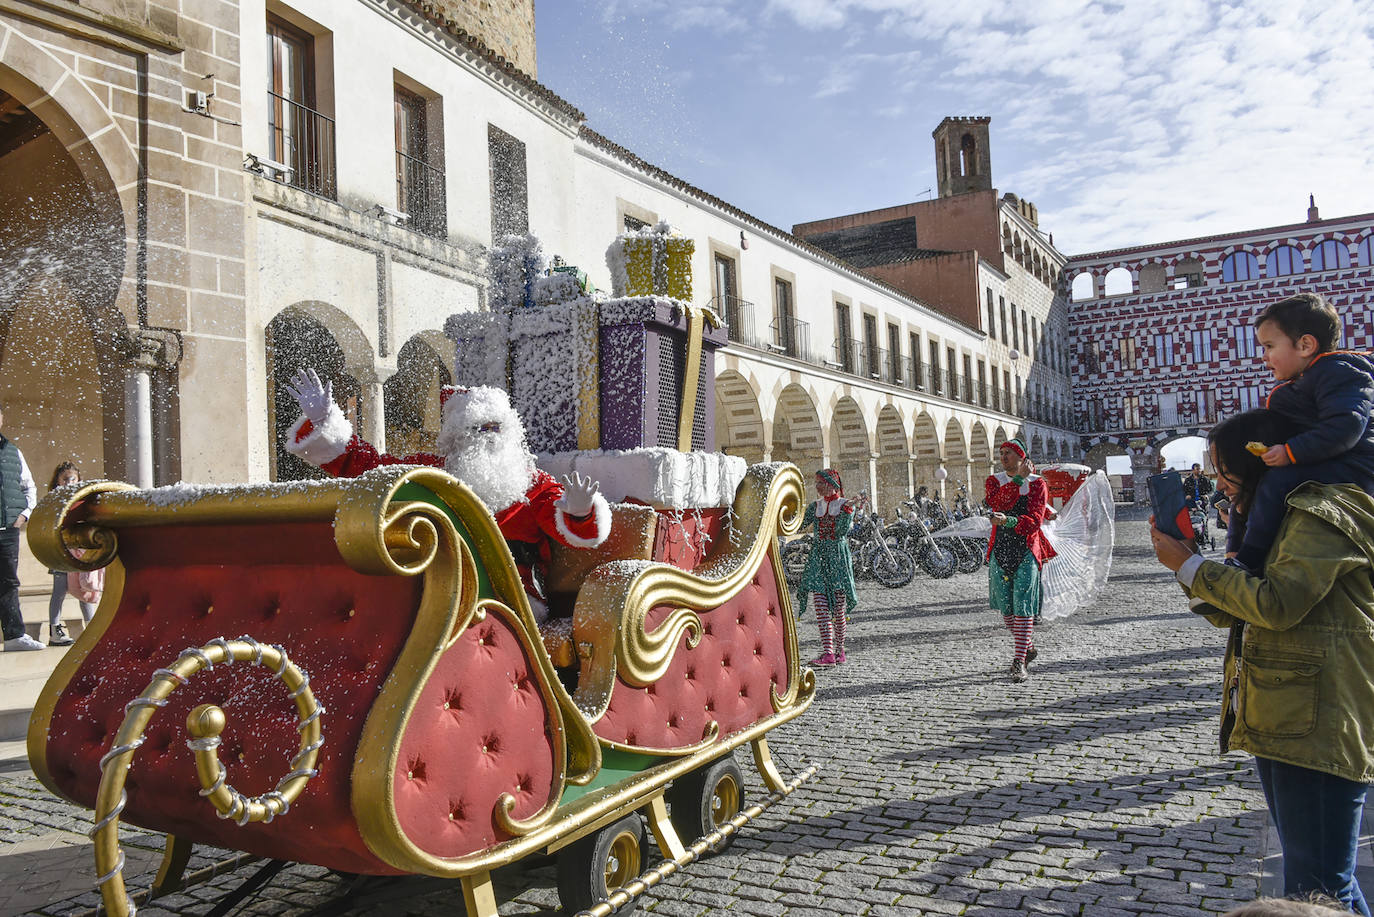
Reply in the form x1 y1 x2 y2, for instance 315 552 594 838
1148 471 1196 541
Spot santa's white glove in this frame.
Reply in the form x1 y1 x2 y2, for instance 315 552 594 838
283 368 333 423
556 472 600 517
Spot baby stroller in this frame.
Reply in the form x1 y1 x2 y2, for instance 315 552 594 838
1189 502 1215 551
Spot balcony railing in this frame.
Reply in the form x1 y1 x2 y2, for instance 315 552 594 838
396 150 447 238
268 91 337 199
927 365 941 396
835 338 857 374
905 356 923 391
770 314 811 361
717 296 765 348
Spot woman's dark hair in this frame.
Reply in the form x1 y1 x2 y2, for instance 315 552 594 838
48 461 80 492
1208 409 1300 510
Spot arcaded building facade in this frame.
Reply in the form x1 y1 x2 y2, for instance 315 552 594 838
0 1 1067 589
1065 204 1374 485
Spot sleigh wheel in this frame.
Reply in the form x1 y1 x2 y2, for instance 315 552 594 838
666 754 744 853
556 813 644 914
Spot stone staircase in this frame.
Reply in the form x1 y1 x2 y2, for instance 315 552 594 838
0 593 90 769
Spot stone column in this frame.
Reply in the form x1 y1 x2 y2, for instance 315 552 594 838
124 329 182 488
350 367 394 454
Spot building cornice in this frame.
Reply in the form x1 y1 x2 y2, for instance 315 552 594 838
577 126 987 338
1068 211 1374 265
377 0 584 131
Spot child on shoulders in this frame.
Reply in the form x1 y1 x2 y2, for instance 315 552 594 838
1233 292 1374 571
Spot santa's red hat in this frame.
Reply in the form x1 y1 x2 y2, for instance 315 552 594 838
439 385 469 410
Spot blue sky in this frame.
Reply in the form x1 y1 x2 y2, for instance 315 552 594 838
536 0 1374 255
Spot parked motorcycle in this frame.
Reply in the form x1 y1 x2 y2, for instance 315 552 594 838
889 501 958 579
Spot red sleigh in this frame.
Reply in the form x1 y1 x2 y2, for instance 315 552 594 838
26 463 815 916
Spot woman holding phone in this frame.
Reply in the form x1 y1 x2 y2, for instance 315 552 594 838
1150 408 1374 914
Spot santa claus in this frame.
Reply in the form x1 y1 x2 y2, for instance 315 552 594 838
283 368 610 621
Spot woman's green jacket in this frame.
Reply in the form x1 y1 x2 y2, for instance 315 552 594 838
1185 483 1374 783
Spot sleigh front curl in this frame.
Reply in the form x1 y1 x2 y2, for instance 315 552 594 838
27 462 814 916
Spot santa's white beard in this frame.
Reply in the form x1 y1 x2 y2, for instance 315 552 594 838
444 432 534 512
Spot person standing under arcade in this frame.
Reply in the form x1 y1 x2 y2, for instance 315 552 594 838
985 438 1056 682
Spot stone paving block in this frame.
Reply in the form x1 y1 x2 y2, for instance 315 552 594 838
2 523 1297 916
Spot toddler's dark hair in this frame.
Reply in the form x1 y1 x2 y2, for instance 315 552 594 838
1253 292 1340 352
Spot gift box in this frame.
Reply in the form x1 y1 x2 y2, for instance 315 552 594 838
598 298 727 452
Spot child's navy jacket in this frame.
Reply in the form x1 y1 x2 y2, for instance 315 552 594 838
1267 351 1374 470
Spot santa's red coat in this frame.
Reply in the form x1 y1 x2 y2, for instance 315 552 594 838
983 472 1057 564
288 412 609 603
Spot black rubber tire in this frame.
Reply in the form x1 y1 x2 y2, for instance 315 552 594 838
872 547 917 588
951 538 983 575
556 813 644 915
919 542 957 579
665 755 745 853
781 538 810 586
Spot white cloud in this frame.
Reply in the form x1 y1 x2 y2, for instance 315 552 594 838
571 0 1374 251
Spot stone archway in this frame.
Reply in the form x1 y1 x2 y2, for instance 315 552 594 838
714 370 766 463
912 412 941 496
943 417 968 496
266 306 370 480
1085 441 1132 502
874 404 909 516
969 422 992 482
772 383 823 470
0 60 138 587
385 334 453 457
829 396 870 502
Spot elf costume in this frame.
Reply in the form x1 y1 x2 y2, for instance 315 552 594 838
985 439 1056 678
797 469 858 666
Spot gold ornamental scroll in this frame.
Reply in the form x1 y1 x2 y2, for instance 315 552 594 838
675 305 722 452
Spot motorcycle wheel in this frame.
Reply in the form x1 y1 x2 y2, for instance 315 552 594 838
954 538 984 574
781 539 810 586
872 548 917 588
919 542 957 579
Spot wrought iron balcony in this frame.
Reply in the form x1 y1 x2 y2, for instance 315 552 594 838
267 91 336 199
396 150 447 238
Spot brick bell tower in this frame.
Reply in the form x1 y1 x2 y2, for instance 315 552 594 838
933 116 992 199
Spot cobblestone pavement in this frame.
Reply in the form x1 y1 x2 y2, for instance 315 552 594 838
2 519 1273 916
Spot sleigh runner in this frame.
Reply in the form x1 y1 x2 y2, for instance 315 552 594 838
27 461 815 916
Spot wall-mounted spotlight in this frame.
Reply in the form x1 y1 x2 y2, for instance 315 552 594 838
371 204 411 226
244 153 292 183
740 230 749 250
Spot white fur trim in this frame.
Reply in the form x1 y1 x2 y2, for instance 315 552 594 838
285 402 352 467
554 492 610 548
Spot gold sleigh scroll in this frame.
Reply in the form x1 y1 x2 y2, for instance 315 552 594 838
570 462 806 723
25 469 603 846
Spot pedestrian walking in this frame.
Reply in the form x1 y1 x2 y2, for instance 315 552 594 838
45 462 98 646
0 403 42 651
796 468 857 666
985 438 1055 683
1152 408 1374 915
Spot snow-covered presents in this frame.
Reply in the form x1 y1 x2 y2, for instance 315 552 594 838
448 224 724 456
537 448 746 510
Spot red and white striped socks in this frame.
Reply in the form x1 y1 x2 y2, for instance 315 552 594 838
1004 614 1034 663
813 593 847 663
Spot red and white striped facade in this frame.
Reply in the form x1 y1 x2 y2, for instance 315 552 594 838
1063 211 1374 476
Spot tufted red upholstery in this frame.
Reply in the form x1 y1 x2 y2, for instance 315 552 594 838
392 607 557 858
42 522 419 874
594 554 790 750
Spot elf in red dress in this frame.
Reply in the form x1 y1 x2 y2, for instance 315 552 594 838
283 369 610 622
985 438 1056 683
